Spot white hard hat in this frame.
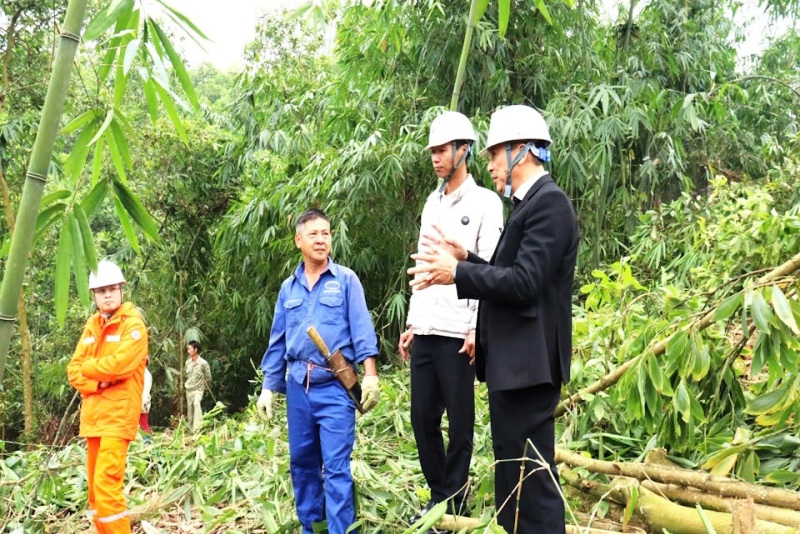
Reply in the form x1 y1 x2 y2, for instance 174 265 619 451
89 260 125 289
480 105 551 157
425 111 477 150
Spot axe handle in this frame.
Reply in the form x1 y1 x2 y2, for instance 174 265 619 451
306 326 331 359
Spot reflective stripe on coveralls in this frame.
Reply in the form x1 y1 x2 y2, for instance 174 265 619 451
288 378 357 534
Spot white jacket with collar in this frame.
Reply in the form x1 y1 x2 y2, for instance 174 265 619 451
406 175 504 339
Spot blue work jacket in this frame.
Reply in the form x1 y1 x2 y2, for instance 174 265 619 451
261 259 378 394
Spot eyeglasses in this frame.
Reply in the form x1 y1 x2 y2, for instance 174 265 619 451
92 285 121 295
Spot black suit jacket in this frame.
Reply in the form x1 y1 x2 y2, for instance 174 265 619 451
455 174 579 392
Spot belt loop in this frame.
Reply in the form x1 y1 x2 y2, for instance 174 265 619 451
306 363 312 393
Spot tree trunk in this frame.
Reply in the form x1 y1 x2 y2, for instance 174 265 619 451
556 251 800 417
0 163 34 445
0 0 90 383
449 0 480 111
556 448 800 512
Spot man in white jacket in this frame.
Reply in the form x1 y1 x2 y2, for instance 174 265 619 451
400 111 503 523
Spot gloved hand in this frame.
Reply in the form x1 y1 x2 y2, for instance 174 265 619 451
360 375 380 413
256 389 274 420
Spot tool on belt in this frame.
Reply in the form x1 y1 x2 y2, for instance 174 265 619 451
306 326 365 414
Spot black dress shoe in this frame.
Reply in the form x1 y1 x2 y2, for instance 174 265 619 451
409 500 439 524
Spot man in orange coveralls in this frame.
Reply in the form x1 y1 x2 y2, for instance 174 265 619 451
67 260 148 534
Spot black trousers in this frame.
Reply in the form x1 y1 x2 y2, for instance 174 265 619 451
488 384 564 533
410 334 475 505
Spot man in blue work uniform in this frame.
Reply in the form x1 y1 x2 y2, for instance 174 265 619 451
256 208 381 534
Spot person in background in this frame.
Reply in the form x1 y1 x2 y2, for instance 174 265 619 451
67 260 149 534
140 356 152 443
401 110 503 524
184 340 211 431
256 208 381 534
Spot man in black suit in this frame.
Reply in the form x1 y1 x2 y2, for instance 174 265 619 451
408 105 579 533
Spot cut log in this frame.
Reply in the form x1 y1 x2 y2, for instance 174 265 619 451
561 467 799 534
557 448 800 512
434 513 642 533
639 480 800 527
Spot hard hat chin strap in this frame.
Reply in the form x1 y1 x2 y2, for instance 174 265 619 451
503 141 551 198
439 142 472 193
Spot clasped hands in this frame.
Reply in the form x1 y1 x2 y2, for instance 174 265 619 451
407 224 467 291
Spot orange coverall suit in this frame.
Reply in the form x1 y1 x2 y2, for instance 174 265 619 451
67 301 148 534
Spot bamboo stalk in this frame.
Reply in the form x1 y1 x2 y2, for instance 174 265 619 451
557 448 800 512
1 165 35 445
639 480 800 528
555 251 800 417
449 0 480 111
0 0 90 382
561 467 798 534
434 513 643 533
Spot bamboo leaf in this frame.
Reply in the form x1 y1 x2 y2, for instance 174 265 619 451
764 470 800 484
109 118 132 168
153 82 188 144
122 38 141 75
70 213 91 307
91 135 105 184
690 334 710 381
55 222 74 326
61 109 99 134
88 109 115 146
150 21 199 109
98 39 119 84
142 76 160 122
674 381 691 423
81 179 109 218
113 195 141 253
745 385 790 415
113 63 128 107
155 0 210 41
83 0 134 42
474 0 491 23
112 179 161 240
695 504 718 534
713 293 742 322
104 129 129 184
74 205 98 273
34 203 67 235
40 190 71 209
145 42 170 86
498 0 511 37
64 122 98 184
771 285 800 335
750 290 776 332
533 0 553 24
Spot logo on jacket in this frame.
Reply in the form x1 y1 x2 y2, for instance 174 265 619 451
323 281 342 294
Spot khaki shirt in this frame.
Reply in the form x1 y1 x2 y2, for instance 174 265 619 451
185 356 211 392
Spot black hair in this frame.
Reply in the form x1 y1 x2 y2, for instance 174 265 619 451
454 140 473 163
187 340 201 352
295 208 330 233
508 139 549 163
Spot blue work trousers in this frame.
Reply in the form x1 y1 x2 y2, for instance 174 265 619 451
287 377 357 534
